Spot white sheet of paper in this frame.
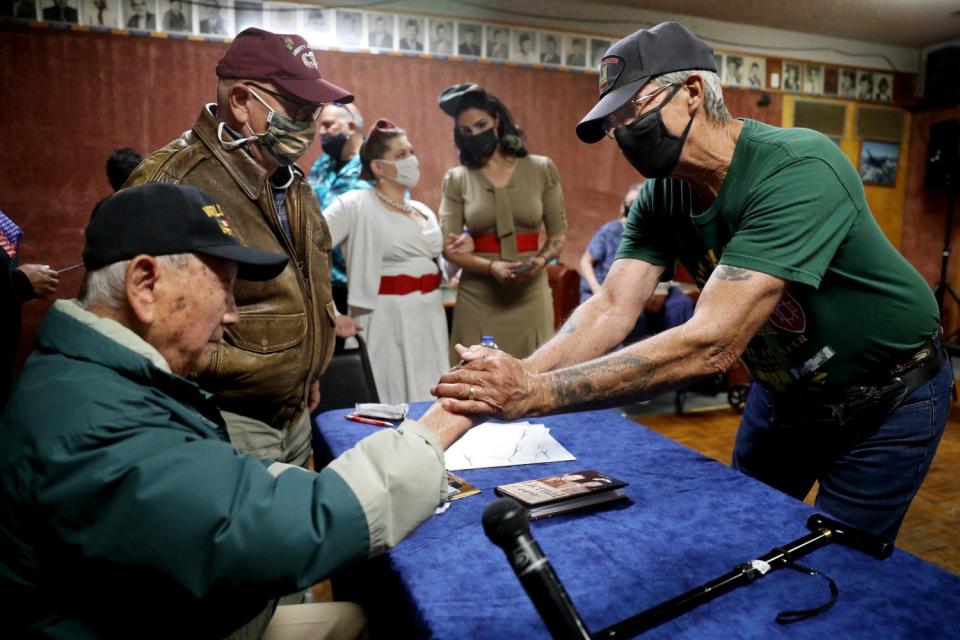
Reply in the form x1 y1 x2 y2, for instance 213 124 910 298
444 421 576 470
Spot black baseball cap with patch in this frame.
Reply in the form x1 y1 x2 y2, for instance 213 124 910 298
576 22 717 144
85 183 289 281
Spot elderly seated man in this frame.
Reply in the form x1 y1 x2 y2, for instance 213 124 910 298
0 183 476 639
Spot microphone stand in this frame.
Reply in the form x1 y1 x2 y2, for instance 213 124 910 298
933 167 960 349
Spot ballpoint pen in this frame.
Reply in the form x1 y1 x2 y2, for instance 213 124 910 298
345 413 394 427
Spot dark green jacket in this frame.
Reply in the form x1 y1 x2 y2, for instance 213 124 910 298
0 301 445 638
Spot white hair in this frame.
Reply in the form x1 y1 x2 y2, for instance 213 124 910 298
80 253 193 310
653 70 731 122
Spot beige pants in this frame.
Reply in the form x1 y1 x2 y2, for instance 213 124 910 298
222 409 313 467
226 602 366 640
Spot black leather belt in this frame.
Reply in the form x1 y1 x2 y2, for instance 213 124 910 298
771 330 949 432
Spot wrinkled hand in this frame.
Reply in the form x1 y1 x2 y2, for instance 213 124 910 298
431 344 545 419
446 232 475 255
308 380 321 412
18 264 59 298
335 314 362 338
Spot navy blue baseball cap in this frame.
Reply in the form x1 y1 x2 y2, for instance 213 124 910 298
576 22 717 144
85 183 288 281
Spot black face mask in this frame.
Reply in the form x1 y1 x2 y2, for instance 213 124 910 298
614 83 694 179
320 132 349 161
457 127 499 165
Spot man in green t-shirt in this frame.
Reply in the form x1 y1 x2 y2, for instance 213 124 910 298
433 22 951 543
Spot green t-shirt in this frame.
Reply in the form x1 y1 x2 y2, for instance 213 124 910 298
617 119 939 393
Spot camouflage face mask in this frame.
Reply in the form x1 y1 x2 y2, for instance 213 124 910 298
244 88 317 166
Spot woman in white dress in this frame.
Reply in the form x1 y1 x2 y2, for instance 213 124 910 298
322 119 448 404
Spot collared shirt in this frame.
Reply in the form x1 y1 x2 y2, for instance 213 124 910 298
308 153 371 286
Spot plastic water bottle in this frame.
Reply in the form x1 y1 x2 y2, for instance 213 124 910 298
480 335 499 350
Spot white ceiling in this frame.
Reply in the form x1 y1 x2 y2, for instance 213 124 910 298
600 0 960 48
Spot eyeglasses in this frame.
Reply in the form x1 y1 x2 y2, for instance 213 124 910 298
602 83 675 139
244 83 324 122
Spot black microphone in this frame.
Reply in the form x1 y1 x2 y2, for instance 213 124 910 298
483 498 591 639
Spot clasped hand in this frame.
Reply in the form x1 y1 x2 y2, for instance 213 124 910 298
431 343 544 419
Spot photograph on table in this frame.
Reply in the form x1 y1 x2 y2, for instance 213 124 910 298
398 15 424 51
725 55 744 87
198 0 229 35
40 0 78 22
803 63 824 94
857 70 875 101
335 9 361 47
564 34 587 67
124 0 156 30
485 25 510 59
874 73 893 102
781 61 801 92
366 12 394 49
160 0 189 32
859 140 899 186
456 21 482 56
745 56 765 89
83 0 116 26
513 29 538 63
539 32 562 64
590 38 612 68
264 1 297 33
838 68 858 98
234 0 261 32
301 6 332 46
428 18 453 55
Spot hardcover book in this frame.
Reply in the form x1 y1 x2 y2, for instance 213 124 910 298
494 470 628 520
447 471 481 501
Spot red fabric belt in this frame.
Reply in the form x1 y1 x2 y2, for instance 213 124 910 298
378 271 442 295
473 232 540 254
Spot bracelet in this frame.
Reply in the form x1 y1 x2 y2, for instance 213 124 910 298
487 260 496 275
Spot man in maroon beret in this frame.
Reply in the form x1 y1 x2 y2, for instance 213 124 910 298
126 28 350 470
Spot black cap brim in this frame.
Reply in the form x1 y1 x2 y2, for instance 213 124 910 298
575 76 650 144
195 244 289 281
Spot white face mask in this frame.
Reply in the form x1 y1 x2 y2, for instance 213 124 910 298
377 155 420 188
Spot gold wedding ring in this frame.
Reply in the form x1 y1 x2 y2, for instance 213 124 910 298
468 385 476 400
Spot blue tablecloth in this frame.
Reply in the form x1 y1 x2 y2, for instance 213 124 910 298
313 404 960 639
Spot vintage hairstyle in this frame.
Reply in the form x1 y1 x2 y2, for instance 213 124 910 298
359 118 406 181
451 89 528 169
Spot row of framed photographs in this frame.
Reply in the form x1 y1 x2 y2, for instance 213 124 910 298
3 0 616 68
715 53 894 102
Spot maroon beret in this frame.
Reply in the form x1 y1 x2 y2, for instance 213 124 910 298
216 28 353 104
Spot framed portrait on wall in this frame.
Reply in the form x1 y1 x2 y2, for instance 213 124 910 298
874 73 893 102
857 71 874 101
513 30 537 63
782 61 801 92
838 68 857 98
2 0 38 19
398 16 424 51
457 22 482 56
199 0 229 35
485 25 509 59
124 0 156 30
301 7 331 46
823 66 839 96
264 2 297 34
428 19 453 55
41 0 78 22
744 56 765 89
713 53 723 80
539 32 562 65
366 12 394 49
84 0 116 26
590 38 611 68
235 0 262 32
564 35 586 67
802 64 824 94
335 9 361 47
859 140 899 186
725 55 744 86
159 0 189 32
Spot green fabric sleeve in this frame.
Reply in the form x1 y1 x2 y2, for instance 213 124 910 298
615 179 675 269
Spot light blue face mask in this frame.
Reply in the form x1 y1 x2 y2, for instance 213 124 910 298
217 88 316 166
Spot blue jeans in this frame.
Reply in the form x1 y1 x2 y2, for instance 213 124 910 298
732 360 952 542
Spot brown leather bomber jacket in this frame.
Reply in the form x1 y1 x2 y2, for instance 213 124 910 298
125 105 336 428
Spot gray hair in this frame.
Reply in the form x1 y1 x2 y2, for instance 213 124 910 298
80 253 193 310
652 70 731 122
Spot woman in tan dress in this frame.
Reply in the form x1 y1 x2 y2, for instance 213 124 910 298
438 83 567 364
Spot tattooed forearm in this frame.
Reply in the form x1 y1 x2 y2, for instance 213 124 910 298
712 265 752 281
548 353 656 412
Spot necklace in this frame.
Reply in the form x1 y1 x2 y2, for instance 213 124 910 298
374 188 412 213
